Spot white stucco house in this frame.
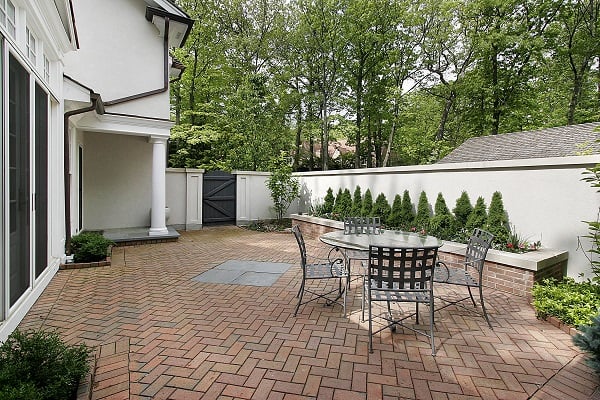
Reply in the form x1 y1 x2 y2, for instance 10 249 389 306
0 0 193 341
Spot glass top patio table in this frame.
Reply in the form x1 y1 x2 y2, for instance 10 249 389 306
320 229 443 251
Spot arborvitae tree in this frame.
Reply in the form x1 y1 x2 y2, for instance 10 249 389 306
323 187 335 214
332 188 344 218
453 191 473 229
399 190 415 230
388 194 402 228
339 188 353 219
429 193 457 240
465 196 488 233
372 193 391 225
414 191 432 232
486 191 510 245
361 189 373 216
351 186 362 216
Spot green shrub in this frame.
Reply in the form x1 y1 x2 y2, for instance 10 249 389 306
323 188 335 214
486 191 510 246
266 152 300 220
465 196 488 234
361 189 373 217
351 186 362 216
372 193 391 225
531 278 600 328
387 194 402 229
0 329 92 400
453 191 473 229
582 161 600 282
413 191 431 232
429 193 457 240
332 188 344 218
70 232 114 263
573 313 600 374
399 190 415 230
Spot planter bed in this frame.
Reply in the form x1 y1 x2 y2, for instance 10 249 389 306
291 214 568 299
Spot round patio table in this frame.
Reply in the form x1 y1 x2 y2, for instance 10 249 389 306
320 229 443 252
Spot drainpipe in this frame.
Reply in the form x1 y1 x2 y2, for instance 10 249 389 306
63 92 102 254
62 16 171 252
104 17 170 106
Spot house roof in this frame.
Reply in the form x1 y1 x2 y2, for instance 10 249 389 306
438 122 600 164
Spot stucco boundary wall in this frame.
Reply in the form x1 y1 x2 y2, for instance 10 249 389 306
293 155 600 280
291 214 567 300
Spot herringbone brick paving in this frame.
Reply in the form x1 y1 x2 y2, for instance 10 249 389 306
19 226 599 399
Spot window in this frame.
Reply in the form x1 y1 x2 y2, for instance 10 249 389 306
26 27 36 64
0 0 15 38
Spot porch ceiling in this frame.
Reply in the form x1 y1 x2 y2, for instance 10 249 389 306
73 112 173 138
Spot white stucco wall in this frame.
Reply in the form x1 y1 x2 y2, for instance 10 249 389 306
63 0 170 118
294 156 600 280
165 168 204 230
83 131 153 229
234 171 277 224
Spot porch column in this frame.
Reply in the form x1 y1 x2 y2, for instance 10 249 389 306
149 136 169 236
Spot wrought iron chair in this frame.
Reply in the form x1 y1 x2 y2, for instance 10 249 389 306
363 245 438 355
433 228 494 328
291 225 348 316
343 217 381 287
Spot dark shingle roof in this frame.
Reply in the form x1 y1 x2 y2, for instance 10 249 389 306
438 122 600 164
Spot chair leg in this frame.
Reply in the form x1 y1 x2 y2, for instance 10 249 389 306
467 286 477 307
478 285 493 329
294 281 305 316
368 292 373 353
429 298 436 356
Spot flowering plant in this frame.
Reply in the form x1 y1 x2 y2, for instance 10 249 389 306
501 226 541 253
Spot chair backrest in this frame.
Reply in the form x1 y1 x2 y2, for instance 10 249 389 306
367 245 438 293
344 216 381 235
465 228 494 272
291 225 306 268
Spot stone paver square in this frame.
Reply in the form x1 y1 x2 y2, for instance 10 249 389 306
193 259 293 286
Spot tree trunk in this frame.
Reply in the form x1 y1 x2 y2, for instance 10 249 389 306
189 48 199 125
294 100 302 170
435 91 456 141
491 45 500 135
355 64 364 169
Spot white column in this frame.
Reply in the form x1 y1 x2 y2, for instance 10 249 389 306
149 136 169 236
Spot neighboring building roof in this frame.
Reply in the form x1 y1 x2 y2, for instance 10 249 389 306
438 122 600 164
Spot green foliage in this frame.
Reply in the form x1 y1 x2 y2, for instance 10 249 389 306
399 190 415 230
332 188 344 217
70 232 113 263
0 329 92 400
387 194 402 228
413 191 431 232
532 278 600 328
465 196 488 234
372 193 391 225
429 193 457 240
266 152 300 220
351 186 362 216
323 188 335 214
486 191 510 246
503 225 541 253
361 189 373 217
453 191 473 229
573 313 600 374
582 160 600 281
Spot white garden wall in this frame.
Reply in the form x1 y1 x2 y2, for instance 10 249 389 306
294 155 600 280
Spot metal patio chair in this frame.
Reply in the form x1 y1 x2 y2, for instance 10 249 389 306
343 217 381 287
363 244 438 355
433 228 494 328
291 225 348 316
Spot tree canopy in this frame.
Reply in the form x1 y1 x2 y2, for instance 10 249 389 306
170 0 600 171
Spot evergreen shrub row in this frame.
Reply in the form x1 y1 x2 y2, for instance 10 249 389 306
312 186 539 252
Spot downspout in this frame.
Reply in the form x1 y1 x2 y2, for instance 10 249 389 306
63 16 172 252
63 92 101 254
104 17 170 106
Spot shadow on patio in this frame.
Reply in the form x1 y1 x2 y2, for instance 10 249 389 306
19 227 599 400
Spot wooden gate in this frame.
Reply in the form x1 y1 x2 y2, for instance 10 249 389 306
203 171 236 225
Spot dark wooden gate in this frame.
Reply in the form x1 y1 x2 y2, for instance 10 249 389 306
203 171 236 225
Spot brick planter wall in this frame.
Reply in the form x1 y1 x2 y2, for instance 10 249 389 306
292 214 568 299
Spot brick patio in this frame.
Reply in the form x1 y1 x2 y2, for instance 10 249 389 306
19 226 600 399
